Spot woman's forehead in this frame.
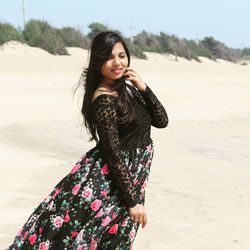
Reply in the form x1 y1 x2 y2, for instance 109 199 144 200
111 42 126 54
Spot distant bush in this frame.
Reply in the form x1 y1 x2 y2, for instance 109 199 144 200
133 31 161 53
125 38 147 59
87 22 123 43
158 32 175 54
87 22 110 40
57 27 90 48
87 22 125 41
240 61 248 66
0 20 248 62
200 37 240 62
133 32 210 61
86 22 147 59
241 47 250 60
23 19 68 55
242 47 250 56
0 22 23 44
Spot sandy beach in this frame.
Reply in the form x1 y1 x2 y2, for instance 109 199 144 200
0 41 250 249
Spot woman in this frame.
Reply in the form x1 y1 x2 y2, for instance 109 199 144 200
7 31 168 249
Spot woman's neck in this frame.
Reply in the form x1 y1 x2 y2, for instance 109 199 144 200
98 82 115 92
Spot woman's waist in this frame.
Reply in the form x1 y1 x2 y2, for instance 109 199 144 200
120 135 153 151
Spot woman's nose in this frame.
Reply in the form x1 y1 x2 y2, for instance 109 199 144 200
113 57 121 65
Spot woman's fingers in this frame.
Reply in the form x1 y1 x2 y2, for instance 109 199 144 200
142 213 147 228
129 204 147 227
124 71 136 78
130 213 147 227
124 67 136 76
138 214 144 225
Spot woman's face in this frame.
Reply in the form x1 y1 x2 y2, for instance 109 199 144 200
100 42 129 85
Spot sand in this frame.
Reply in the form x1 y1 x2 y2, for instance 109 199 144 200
0 41 250 249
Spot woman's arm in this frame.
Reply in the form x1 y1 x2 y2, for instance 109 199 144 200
124 67 168 128
138 84 169 128
92 94 140 208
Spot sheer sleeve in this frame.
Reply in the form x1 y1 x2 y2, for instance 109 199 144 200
92 94 140 207
137 84 169 128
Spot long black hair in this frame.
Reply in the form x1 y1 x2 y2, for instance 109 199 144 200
74 31 136 142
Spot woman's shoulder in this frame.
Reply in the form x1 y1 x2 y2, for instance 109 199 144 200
91 89 119 107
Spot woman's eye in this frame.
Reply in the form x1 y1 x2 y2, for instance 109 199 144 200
107 55 126 61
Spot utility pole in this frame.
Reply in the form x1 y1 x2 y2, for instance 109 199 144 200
129 19 135 43
22 0 26 27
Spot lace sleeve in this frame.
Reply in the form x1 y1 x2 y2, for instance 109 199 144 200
92 94 139 207
138 84 169 128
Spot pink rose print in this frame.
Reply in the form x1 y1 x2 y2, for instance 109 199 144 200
90 199 102 211
82 186 93 200
133 179 138 185
112 212 117 219
101 190 108 197
17 227 23 236
72 184 81 195
71 231 78 238
129 229 136 241
31 222 36 230
53 216 64 228
101 216 111 227
77 246 84 250
94 208 103 218
84 157 90 164
90 238 97 250
39 227 43 234
29 233 37 246
43 195 51 203
39 241 49 250
48 200 54 209
76 229 84 240
108 224 118 234
52 188 61 199
64 210 70 222
70 163 81 174
22 230 28 240
141 182 147 190
121 219 128 227
101 164 109 174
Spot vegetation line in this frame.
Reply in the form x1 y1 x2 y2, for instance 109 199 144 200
0 20 249 63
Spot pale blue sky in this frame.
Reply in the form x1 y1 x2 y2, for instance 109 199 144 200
0 0 249 48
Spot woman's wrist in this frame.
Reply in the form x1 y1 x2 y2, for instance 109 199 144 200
137 82 147 92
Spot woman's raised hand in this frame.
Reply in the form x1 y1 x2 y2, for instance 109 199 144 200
129 204 147 228
123 67 147 92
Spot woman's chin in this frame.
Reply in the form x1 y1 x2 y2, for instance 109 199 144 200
113 75 123 80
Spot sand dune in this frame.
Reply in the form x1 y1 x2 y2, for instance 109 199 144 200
0 41 250 249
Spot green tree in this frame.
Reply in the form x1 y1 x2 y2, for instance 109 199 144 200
57 27 90 48
133 31 160 53
199 36 239 62
125 38 147 59
87 22 122 40
242 47 250 56
23 19 67 55
87 22 109 40
0 22 23 44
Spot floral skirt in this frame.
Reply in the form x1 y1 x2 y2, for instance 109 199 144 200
7 143 154 250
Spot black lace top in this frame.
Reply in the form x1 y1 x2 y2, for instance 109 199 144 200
91 83 168 207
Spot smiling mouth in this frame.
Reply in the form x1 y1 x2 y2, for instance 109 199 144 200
111 68 123 74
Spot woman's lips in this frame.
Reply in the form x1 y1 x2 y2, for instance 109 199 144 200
111 68 123 74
